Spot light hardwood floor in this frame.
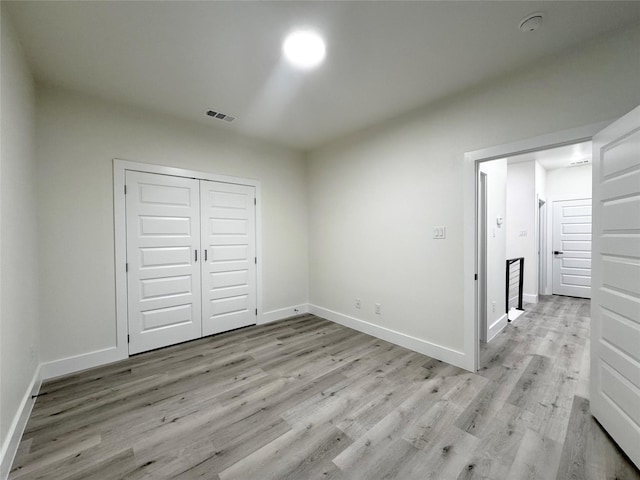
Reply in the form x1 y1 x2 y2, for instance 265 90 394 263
10 295 639 479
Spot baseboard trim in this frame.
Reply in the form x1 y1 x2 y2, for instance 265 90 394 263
508 308 525 322
308 304 467 370
523 293 538 304
39 305 313 380
487 313 508 342
40 346 127 381
1 365 42 480
37 300 470 380
260 304 309 325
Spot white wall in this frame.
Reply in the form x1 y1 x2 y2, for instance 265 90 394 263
307 25 640 365
546 164 592 199
480 159 508 340
506 161 537 303
35 86 308 365
0 10 40 475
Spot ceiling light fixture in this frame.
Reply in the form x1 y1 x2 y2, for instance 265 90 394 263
283 30 326 69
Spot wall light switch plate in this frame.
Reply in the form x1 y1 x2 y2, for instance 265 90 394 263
433 226 446 239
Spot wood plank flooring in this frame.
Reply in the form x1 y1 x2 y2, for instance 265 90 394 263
10 295 639 479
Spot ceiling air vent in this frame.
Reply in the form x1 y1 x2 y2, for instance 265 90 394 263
206 110 235 122
570 159 590 166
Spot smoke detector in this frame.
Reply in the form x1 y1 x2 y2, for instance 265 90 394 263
205 110 235 123
519 13 544 32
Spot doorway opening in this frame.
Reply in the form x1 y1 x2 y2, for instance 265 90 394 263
475 142 593 366
465 107 640 469
506 141 593 301
463 121 607 372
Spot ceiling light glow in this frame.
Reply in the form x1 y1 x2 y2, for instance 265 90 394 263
283 30 326 69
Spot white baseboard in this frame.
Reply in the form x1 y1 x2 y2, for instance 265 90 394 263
40 346 127 381
487 313 509 342
40 305 313 381
260 304 309 325
523 293 538 304
1 365 42 480
308 304 467 370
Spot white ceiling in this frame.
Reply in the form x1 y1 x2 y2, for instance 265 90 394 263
508 141 592 170
5 1 640 151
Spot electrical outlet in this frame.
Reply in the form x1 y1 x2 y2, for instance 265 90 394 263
375 303 381 314
355 298 361 309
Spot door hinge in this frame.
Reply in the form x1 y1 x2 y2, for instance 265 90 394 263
255 308 258 316
127 334 130 343
254 197 256 205
126 263 128 272
124 185 127 195
255 257 257 264
474 273 478 280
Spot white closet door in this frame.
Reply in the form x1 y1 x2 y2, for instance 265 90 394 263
591 105 640 469
126 171 202 354
200 181 257 336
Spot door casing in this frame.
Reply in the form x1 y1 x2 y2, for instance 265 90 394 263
478 171 488 343
538 198 547 295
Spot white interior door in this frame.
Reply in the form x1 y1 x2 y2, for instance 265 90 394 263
552 198 592 298
200 181 257 336
591 105 640 469
126 171 202 354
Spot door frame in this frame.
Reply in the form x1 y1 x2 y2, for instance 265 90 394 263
463 120 610 371
113 159 263 359
538 197 547 295
478 171 488 342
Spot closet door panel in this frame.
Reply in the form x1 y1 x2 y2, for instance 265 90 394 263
201 181 257 336
126 171 202 354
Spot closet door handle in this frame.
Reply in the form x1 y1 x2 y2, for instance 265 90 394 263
195 249 198 262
